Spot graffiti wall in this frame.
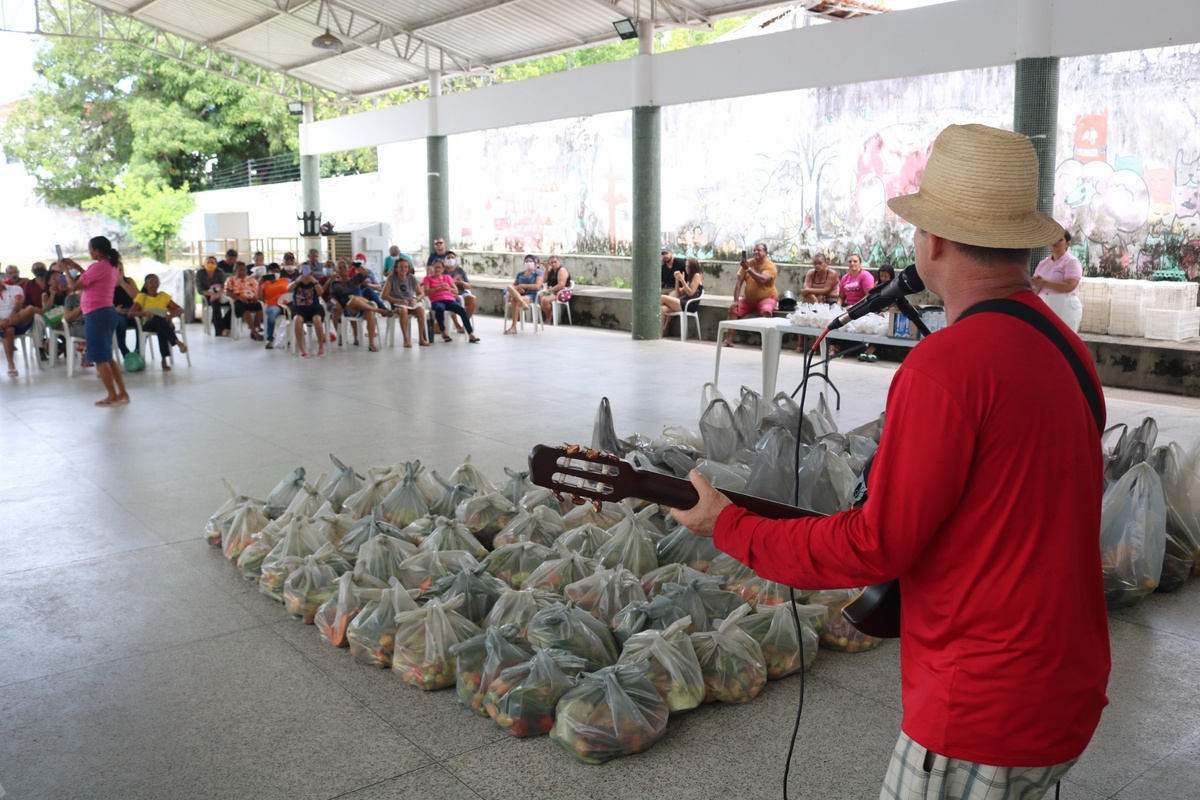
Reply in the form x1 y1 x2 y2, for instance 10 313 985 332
1056 44 1200 278
436 42 1200 278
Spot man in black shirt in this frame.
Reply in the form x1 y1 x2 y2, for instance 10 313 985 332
661 248 686 290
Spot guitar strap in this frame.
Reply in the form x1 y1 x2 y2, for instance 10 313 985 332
957 298 1104 436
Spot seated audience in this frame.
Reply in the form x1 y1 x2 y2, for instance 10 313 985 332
258 264 292 349
722 243 778 347
443 251 476 332
802 254 839 304
130 273 188 371
327 261 389 351
288 265 327 358
539 256 572 323
196 256 230 336
504 255 543 334
381 257 430 347
660 257 703 335
224 261 264 340
422 259 479 343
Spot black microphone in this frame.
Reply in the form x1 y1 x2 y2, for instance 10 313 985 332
826 264 925 332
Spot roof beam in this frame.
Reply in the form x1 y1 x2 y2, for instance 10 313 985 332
408 0 525 32
206 0 320 46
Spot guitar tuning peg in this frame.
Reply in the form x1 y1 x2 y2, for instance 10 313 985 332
564 444 581 456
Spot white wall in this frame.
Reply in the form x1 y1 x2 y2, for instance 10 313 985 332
301 0 1200 156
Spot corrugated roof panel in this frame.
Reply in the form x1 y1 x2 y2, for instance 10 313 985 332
219 14 335 69
290 47 425 93
135 0 260 41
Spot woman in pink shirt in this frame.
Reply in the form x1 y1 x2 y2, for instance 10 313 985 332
1033 228 1084 332
837 253 875 306
61 236 137 406
421 259 479 343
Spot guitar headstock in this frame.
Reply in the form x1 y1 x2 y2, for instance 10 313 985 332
528 444 632 509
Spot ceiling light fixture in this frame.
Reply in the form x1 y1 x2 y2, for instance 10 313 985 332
311 27 344 53
287 101 304 116
613 18 638 40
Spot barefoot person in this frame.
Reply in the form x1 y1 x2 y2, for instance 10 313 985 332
60 237 138 406
673 125 1110 800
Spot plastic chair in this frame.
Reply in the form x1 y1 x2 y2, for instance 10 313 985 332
503 288 544 333
136 311 191 368
665 303 703 342
550 281 574 326
202 297 233 337
280 295 323 357
13 315 46 373
383 300 430 348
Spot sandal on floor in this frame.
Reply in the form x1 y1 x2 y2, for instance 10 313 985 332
418 341 430 347
469 336 480 344
442 334 453 342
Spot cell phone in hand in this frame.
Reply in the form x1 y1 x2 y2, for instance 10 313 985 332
741 249 748 260
55 245 64 262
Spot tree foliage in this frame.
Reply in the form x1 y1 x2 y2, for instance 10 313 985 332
82 178 196 261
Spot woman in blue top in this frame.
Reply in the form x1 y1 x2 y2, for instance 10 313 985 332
504 255 544 334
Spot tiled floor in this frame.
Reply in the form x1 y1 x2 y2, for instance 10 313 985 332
2 322 1198 800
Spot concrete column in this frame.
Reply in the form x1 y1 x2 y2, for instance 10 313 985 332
630 20 661 340
299 101 322 256
427 71 449 250
1014 56 1060 270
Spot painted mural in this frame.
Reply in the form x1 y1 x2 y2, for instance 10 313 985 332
434 42 1200 278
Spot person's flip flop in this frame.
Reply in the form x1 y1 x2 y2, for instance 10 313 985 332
469 336 481 344
6 369 17 376
442 335 452 343
299 352 310 358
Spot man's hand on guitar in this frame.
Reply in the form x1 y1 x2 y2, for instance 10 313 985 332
668 470 732 538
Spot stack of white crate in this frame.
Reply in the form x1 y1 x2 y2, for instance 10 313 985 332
1144 282 1200 341
1078 277 1113 334
1108 280 1151 336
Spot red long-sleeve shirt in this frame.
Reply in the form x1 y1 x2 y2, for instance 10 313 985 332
715 292 1110 767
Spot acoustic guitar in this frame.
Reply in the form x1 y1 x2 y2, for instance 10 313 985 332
528 444 900 638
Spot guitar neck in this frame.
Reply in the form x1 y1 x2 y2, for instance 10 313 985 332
630 470 821 521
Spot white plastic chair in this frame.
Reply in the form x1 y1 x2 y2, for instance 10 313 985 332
136 311 191 368
280 294 323 356
383 300 430 348
549 281 574 326
202 297 233 337
13 315 46 373
665 302 703 342
503 288 544 333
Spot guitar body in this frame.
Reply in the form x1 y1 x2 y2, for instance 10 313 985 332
528 444 901 638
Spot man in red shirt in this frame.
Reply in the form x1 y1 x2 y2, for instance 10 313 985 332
674 124 1110 799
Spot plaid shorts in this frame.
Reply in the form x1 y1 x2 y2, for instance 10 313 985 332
880 732 1076 800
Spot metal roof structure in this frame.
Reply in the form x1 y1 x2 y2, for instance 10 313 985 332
3 0 888 99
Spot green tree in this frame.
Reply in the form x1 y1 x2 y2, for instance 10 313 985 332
83 178 196 261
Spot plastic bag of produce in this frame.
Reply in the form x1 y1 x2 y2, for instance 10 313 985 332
743 426 798 504
346 579 420 668
343 474 396 520
205 480 265 548
318 454 364 513
641 564 709 597
1103 418 1158 482
237 513 291 579
735 602 822 679
338 513 418 564
610 594 690 647
563 566 648 626
562 501 625 531
263 466 306 519
591 396 623 456
695 459 751 493
523 551 601 595
398 514 439 546
760 391 801 435
418 516 489 561
519 486 568 515
486 648 585 738
707 552 756 586
484 588 562 636
500 466 535 507
618 616 704 712
434 564 509 624
725 571 795 609
551 663 669 764
698 382 726 421
481 541 557 589
527 602 619 672
1159 533 1193 593
392 595 481 690
555 524 613 558
311 509 355 549
795 444 857 515
1100 462 1167 608
655 525 721 573
700 398 739 463
315 573 381 647
450 623 533 714
398 549 479 598
491 506 565 549
283 549 341 623
378 463 430 528
454 490 516 544
282 475 329 519
690 605 767 703
594 506 659 577
260 517 331 601
799 394 838 447
658 578 744 631
427 472 474 518
807 589 885 653
221 501 269 562
1152 441 1200 562
402 460 443 505
448 454 497 495
352 532 418 585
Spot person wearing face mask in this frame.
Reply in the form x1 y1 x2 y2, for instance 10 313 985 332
195 255 231 336
442 251 476 332
505 255 544 334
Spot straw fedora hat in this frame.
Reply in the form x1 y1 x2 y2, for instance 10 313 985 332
888 124 1064 249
